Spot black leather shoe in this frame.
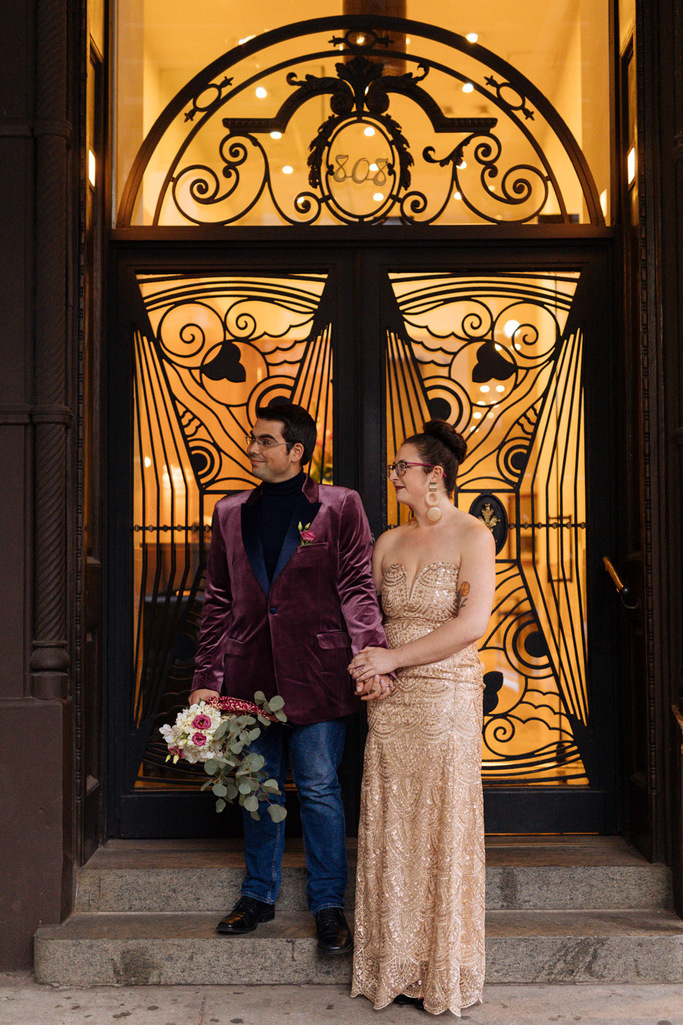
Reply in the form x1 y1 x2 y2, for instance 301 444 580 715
315 907 353 954
216 896 275 935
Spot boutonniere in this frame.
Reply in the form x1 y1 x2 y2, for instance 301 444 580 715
298 521 316 546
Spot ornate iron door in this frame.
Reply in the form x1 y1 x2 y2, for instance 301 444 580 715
108 241 617 838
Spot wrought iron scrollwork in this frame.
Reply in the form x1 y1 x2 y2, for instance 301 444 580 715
118 16 604 228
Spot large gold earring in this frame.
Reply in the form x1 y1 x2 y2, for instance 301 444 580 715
426 481 442 522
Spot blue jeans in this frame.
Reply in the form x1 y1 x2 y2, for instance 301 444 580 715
240 717 348 915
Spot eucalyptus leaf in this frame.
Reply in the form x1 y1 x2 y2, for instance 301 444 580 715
248 728 261 743
275 710 287 722
212 783 228 798
243 794 259 812
204 759 218 775
215 798 226 813
238 780 252 794
267 803 287 823
262 778 280 793
254 690 266 703
250 809 260 821
250 754 265 771
268 695 285 711
226 782 238 800
213 722 228 741
230 741 244 754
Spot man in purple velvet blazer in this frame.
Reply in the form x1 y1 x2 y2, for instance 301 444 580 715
189 403 390 954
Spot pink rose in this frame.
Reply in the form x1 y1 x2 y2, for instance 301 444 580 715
300 530 315 543
191 714 212 729
169 745 183 758
191 732 207 746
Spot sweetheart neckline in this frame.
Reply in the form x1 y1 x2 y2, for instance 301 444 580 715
385 560 459 605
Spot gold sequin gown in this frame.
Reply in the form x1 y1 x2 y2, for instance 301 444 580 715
351 562 485 1017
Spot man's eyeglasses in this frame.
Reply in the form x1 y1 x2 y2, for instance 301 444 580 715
245 434 290 451
386 460 435 478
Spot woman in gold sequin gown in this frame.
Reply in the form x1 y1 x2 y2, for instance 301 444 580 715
348 422 496 1017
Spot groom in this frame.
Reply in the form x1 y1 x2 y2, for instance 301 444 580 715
189 402 390 954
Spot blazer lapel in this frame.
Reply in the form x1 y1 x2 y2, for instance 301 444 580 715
241 489 270 596
270 478 321 587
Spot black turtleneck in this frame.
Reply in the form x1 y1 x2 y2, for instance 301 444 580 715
258 470 306 581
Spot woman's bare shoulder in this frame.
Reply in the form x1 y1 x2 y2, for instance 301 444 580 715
375 522 413 558
455 509 496 551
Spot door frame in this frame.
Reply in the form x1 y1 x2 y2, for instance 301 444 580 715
106 231 621 838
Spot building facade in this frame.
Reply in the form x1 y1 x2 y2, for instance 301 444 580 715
0 0 682 969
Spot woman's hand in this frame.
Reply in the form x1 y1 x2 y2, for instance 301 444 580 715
349 646 398 682
356 674 396 701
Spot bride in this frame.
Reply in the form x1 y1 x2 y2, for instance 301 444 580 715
349 420 495 1016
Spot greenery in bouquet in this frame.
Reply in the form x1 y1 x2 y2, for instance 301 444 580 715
160 690 287 822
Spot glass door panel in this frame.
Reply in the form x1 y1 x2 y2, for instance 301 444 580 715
384 270 589 786
131 272 334 789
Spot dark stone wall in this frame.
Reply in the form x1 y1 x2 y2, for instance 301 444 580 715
0 0 77 968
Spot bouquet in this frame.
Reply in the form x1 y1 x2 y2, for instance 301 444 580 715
159 690 288 822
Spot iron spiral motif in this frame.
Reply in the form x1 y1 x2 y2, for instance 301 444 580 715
118 16 604 228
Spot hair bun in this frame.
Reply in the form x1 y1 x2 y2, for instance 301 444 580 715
422 419 467 464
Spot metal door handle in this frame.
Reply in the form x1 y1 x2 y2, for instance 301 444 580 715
603 557 640 610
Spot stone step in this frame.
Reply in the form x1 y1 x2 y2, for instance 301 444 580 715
75 837 673 913
34 909 683 987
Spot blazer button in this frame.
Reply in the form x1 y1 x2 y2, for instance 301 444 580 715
269 607 278 614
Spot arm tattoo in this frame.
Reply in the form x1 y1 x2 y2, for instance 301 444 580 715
455 581 470 615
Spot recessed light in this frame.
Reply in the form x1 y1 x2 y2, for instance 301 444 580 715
480 385 490 393
255 86 267 99
364 126 375 137
373 192 384 201
496 385 505 393
282 165 293 175
453 191 462 201
504 320 520 338
466 32 479 43
270 131 282 140
462 82 474 93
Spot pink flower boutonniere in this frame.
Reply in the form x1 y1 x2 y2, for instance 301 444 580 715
298 521 316 546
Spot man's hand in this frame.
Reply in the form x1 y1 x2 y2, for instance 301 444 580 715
189 688 219 706
354 674 395 701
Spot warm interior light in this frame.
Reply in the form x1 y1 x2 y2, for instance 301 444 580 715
238 34 255 45
496 385 505 393
627 147 636 184
282 165 293 175
466 32 479 43
270 131 282 140
356 34 366 44
143 457 151 468
473 411 482 419
503 319 520 338
599 189 608 215
458 160 467 170
453 191 462 201
480 384 490 393
364 126 375 137
88 149 96 187
373 192 384 201
462 82 474 93
369 163 379 172
255 86 268 99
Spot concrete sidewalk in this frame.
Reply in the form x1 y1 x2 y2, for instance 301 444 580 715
0 976 681 1025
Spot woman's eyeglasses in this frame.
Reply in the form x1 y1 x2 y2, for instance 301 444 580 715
386 460 435 478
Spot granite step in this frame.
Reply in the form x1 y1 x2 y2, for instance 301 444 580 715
34 909 683 987
74 837 673 913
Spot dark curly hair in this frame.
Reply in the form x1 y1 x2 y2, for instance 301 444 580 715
403 420 467 495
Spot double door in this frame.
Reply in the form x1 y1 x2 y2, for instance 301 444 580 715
108 240 619 838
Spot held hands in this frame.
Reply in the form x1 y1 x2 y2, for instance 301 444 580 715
349 645 398 686
354 673 396 701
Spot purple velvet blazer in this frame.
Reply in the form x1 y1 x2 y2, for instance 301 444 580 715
191 475 388 724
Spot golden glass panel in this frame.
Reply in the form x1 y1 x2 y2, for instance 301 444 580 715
115 2 611 226
385 270 588 784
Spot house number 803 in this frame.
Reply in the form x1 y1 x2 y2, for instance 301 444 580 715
332 156 390 186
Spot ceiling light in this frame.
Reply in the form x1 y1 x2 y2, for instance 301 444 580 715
373 192 384 201
453 191 462 200
270 131 282 140
503 319 520 338
255 86 267 99
496 385 505 393
466 32 479 43
462 82 474 93
282 165 293 175
88 149 96 187
369 163 379 172
473 411 482 419
458 160 467 170
144 457 151 468
480 384 490 393
364 126 375 137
